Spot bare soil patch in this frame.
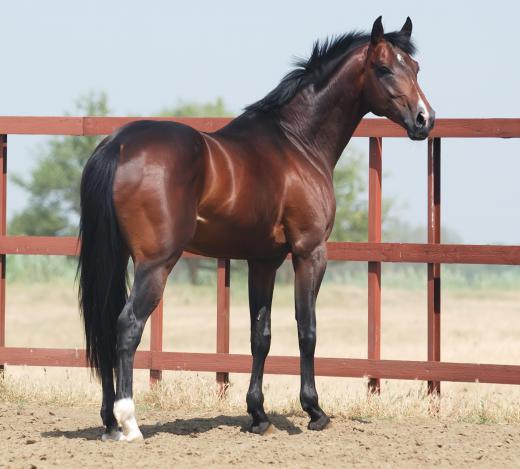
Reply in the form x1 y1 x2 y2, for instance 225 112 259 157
1 402 520 468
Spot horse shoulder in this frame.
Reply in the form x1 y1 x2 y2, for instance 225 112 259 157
281 164 336 257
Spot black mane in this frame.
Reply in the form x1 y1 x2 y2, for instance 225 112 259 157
244 30 416 115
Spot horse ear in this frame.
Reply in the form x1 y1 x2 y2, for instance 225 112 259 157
371 16 384 45
401 17 413 38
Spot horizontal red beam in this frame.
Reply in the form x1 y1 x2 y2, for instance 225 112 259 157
0 117 519 138
326 242 520 264
2 236 520 265
1 347 519 385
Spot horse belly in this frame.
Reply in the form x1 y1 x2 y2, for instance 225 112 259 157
186 217 288 260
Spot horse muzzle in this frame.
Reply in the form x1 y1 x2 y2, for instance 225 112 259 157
406 108 435 141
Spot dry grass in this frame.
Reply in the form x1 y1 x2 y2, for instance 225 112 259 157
3 370 520 425
2 277 520 424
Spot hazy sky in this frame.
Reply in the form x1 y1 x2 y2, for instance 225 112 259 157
2 0 519 244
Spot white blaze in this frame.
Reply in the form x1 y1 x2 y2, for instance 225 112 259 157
417 92 430 123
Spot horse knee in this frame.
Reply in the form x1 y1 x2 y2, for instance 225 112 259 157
251 330 271 356
297 329 316 356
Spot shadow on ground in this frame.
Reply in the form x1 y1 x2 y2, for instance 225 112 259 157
41 413 303 440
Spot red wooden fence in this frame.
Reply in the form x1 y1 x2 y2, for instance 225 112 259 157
1 117 520 394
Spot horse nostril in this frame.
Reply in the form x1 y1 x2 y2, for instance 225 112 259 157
416 112 426 128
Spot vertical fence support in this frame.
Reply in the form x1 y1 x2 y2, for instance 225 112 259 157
0 135 6 378
149 298 164 386
427 138 441 395
368 137 382 394
216 259 230 395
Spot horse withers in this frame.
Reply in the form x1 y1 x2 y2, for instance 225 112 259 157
78 16 434 441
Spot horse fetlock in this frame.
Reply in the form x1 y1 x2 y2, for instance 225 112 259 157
300 387 319 411
113 398 143 441
246 388 264 413
100 405 117 428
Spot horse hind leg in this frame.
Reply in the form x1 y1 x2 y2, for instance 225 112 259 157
110 139 202 440
112 253 180 441
100 364 123 441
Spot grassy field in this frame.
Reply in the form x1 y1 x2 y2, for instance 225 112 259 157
2 263 520 424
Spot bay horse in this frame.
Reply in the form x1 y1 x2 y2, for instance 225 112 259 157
78 16 434 441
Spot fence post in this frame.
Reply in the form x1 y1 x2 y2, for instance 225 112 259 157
427 138 441 395
368 137 382 394
0 135 6 378
216 259 230 394
149 298 164 386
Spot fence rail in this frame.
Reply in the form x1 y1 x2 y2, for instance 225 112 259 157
0 116 519 394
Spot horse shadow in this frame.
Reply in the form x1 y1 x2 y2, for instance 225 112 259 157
41 412 303 441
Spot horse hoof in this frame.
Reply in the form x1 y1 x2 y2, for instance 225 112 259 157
308 414 331 431
250 421 273 435
122 430 144 442
101 429 124 441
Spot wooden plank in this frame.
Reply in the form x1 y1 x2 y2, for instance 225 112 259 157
2 347 520 385
0 117 84 135
0 236 519 265
83 116 232 135
428 138 442 394
153 353 520 385
355 118 520 138
0 236 201 258
0 347 150 369
0 136 5 377
216 259 231 392
368 137 382 393
325 243 520 264
149 299 164 385
0 236 80 255
1 117 519 138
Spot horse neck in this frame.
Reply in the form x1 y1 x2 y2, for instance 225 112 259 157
278 46 368 172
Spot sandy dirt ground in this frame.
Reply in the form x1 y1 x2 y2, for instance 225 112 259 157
2 402 520 469
3 281 520 467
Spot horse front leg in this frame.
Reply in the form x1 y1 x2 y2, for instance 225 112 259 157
292 243 330 430
246 256 284 434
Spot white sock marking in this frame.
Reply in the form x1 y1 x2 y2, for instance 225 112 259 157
113 398 143 442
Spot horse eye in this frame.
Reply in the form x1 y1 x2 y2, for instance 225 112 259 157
377 65 392 76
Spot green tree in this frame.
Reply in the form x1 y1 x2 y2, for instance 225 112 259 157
9 92 110 235
159 97 231 118
330 148 369 242
330 147 392 242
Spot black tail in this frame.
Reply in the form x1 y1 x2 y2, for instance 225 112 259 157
78 136 128 378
